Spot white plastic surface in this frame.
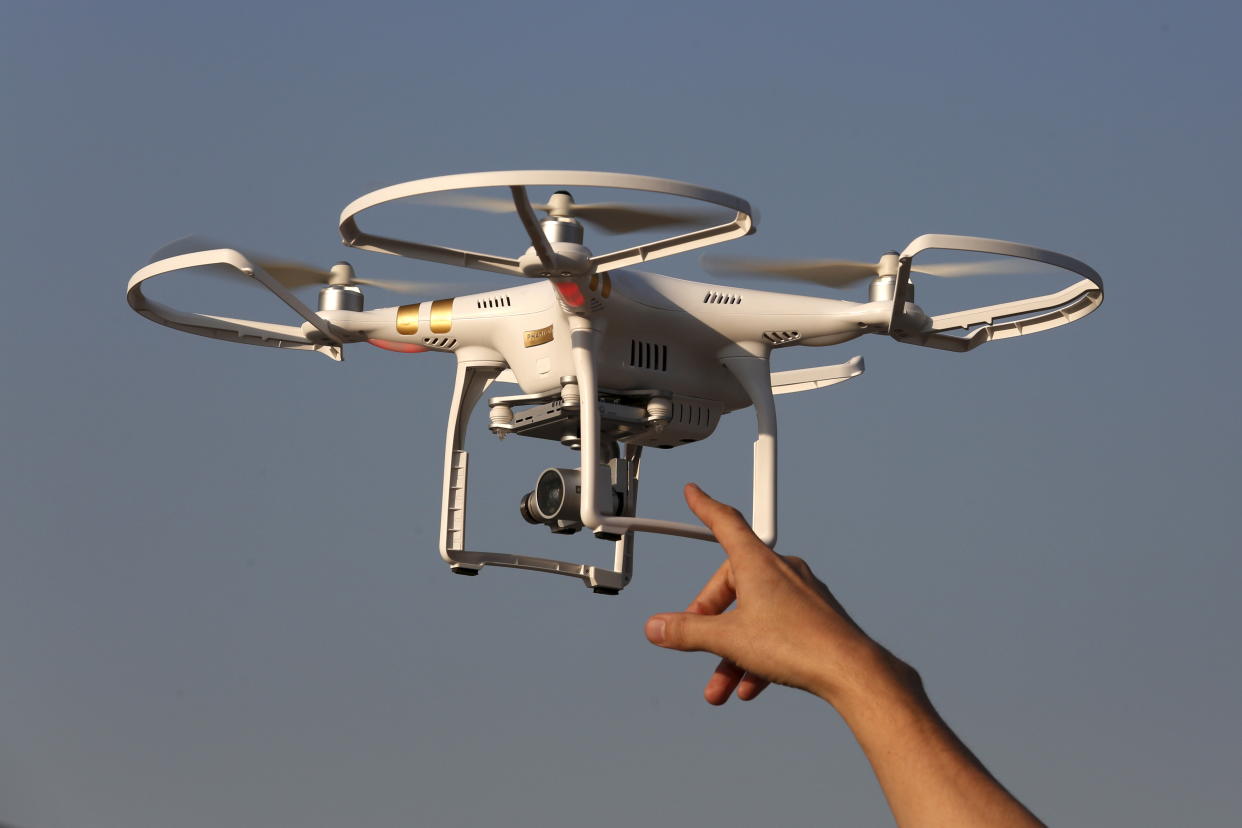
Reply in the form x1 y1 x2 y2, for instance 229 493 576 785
893 234 1103 352
770 356 865 395
338 170 756 278
127 248 344 360
437 360 635 591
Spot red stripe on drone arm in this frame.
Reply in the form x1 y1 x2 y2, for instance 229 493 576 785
555 282 586 308
368 339 430 353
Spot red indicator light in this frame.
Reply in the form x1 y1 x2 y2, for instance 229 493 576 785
555 282 586 308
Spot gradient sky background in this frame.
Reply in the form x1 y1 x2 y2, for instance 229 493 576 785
2 1 1239 826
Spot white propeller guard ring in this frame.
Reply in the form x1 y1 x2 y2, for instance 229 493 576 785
127 248 344 360
338 170 757 277
894 234 1104 352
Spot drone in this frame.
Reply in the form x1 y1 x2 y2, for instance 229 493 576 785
128 171 1103 594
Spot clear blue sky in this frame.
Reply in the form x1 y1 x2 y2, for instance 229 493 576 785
2 1 1239 825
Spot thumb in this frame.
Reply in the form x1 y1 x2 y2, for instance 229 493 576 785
646 612 726 654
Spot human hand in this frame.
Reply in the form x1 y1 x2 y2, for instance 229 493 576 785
645 483 909 709
646 485 1045 826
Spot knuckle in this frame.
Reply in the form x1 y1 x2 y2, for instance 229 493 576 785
782 555 811 575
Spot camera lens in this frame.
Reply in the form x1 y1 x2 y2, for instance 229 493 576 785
520 468 583 530
519 494 538 525
535 469 565 518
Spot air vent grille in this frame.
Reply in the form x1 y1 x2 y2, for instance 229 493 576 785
629 339 668 371
673 401 709 426
704 291 743 305
476 295 512 309
763 330 802 345
422 337 458 349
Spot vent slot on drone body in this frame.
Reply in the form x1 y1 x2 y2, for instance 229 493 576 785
629 340 668 372
673 401 709 426
704 291 743 305
763 330 802 345
422 337 458 350
476 295 512 309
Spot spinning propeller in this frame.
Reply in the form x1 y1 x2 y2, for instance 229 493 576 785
427 189 728 235
699 251 1044 290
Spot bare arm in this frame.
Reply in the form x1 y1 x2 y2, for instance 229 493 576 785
645 483 1044 828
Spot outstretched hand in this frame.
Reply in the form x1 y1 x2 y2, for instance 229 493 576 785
646 485 1046 828
645 483 901 708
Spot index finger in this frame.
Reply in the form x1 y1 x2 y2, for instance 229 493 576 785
684 483 777 573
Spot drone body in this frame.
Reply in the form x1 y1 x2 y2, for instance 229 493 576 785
128 171 1103 593
321 269 871 405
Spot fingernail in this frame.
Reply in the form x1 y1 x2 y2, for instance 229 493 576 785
645 617 666 644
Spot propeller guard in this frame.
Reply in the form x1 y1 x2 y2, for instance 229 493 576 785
890 234 1103 351
127 248 346 360
338 170 756 278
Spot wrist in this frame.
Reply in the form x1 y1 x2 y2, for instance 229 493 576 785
813 641 929 724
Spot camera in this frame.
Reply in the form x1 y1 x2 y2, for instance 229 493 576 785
520 467 622 534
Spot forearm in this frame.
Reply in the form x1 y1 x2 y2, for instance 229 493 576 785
822 649 1044 828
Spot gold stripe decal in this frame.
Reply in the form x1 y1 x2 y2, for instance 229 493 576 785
589 273 599 292
429 298 454 333
395 303 420 335
601 272 612 298
524 325 554 348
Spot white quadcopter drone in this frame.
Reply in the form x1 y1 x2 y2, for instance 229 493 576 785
128 171 1102 594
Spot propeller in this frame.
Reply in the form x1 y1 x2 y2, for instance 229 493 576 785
149 236 465 294
699 252 1045 290
426 190 728 235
